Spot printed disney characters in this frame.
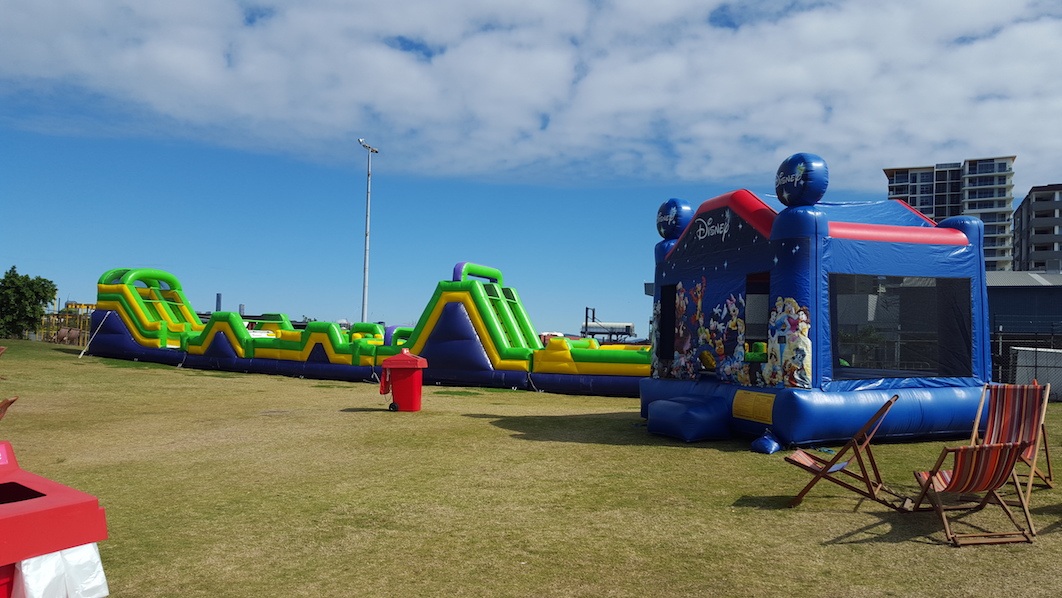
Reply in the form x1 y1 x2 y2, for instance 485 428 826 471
660 275 813 389
763 296 811 389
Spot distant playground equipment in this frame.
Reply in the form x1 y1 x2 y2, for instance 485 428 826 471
580 307 636 343
642 153 993 446
86 263 650 396
38 302 95 346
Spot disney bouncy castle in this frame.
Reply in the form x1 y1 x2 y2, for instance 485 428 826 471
641 153 991 446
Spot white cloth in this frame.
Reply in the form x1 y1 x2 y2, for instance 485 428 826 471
12 543 108 598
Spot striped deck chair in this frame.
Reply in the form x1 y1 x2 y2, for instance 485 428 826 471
971 383 1052 505
910 441 1034 546
786 395 907 510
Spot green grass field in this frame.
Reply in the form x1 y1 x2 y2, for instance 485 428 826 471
2 339 1062 597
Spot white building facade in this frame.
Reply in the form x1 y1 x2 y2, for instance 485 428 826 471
884 155 1015 271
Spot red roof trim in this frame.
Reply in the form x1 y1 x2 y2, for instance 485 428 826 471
829 221 968 245
892 199 939 225
690 189 776 238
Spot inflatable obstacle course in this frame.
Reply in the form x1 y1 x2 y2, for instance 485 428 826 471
88 263 650 396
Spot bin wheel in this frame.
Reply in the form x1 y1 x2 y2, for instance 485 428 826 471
388 402 398 412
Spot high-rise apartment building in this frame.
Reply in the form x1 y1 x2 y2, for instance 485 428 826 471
884 156 1015 271
1013 184 1062 271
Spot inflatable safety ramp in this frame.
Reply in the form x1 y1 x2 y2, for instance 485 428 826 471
646 396 732 442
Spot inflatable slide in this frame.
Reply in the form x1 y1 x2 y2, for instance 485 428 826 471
87 263 650 396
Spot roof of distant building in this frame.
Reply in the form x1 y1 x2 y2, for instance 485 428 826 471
1027 183 1062 194
987 271 1062 287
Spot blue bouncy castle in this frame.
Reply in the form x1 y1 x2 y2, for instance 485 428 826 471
641 153 991 446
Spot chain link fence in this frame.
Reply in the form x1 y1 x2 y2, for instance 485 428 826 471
992 317 1062 400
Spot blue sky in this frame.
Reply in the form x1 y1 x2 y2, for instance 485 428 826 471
2 1 1062 335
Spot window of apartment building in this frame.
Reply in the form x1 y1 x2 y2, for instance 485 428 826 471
1034 244 1054 252
969 191 1004 201
1034 227 1055 235
971 175 1003 187
920 184 933 194
1035 210 1055 218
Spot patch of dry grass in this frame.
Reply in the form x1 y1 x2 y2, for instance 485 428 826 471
3 339 1062 597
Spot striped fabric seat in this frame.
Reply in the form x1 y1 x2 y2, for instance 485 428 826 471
910 441 1034 547
972 383 1053 503
787 449 850 475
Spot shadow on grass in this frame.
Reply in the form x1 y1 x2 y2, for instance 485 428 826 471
468 411 752 450
1029 501 1062 536
52 347 85 356
737 492 941 545
823 509 939 545
731 494 793 510
340 406 394 413
783 495 1062 546
99 358 173 370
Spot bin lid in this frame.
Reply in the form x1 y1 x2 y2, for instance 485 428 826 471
381 348 428 368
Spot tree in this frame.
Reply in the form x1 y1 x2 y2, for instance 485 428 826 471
0 266 58 338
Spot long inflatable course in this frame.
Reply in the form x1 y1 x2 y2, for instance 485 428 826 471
86 262 649 396
642 153 993 446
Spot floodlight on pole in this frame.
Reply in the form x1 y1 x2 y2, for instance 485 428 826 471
358 138 378 323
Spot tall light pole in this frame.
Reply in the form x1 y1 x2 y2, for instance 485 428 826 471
358 138 379 323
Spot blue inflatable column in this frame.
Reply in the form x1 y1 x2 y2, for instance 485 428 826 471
650 198 693 380
768 153 830 391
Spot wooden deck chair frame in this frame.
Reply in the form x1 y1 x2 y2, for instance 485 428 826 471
786 395 906 510
0 396 16 422
970 383 1052 505
909 441 1034 546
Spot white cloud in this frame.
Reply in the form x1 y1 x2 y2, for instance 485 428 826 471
2 0 1061 193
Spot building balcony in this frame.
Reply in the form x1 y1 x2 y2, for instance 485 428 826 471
983 228 1013 236
964 166 1013 176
